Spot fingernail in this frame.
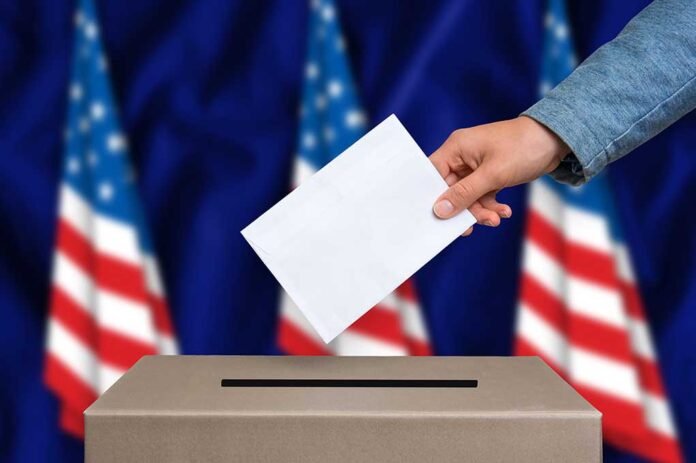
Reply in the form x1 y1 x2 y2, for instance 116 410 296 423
500 209 511 218
434 199 454 218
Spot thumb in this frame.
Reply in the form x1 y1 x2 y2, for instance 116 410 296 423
433 168 493 219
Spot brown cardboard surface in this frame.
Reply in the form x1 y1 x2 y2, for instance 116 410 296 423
85 356 601 462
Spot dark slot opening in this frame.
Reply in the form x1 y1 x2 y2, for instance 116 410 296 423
220 379 477 388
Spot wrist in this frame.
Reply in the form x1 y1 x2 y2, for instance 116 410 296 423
519 115 570 166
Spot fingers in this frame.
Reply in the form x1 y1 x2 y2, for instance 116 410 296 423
462 226 474 237
469 201 501 227
433 168 493 219
479 192 512 219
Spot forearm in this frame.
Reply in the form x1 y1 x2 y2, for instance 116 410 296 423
523 0 696 185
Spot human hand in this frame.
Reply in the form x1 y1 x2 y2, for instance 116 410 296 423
429 116 570 236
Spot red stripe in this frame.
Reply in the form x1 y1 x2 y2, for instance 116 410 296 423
348 305 406 348
59 406 85 438
520 273 564 330
406 337 432 356
623 430 683 463
571 383 647 443
45 354 97 419
50 286 157 370
521 274 635 365
527 210 620 290
636 356 666 397
619 281 646 320
279 319 331 355
57 219 93 272
57 218 175 337
148 294 175 336
395 278 418 303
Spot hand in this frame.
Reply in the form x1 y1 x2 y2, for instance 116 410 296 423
429 116 570 236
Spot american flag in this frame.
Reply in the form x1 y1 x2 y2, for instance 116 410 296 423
515 1 683 461
278 0 431 356
44 0 177 438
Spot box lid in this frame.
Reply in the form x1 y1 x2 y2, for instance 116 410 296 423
86 356 599 417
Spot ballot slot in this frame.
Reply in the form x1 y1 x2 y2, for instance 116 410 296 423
220 379 478 388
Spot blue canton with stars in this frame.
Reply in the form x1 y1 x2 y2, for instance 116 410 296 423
539 0 626 241
297 0 368 170
63 0 154 253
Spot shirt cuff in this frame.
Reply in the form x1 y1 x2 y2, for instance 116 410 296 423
522 97 610 186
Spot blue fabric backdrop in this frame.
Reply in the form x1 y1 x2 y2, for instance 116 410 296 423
0 1 694 461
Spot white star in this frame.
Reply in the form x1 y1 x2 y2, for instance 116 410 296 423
78 117 91 133
87 150 98 167
90 101 106 121
98 54 109 71
107 133 127 153
539 81 552 96
323 126 335 142
345 109 366 128
98 182 114 201
67 157 80 174
321 4 335 21
327 80 343 98
69 83 83 101
302 132 317 149
569 54 578 68
310 0 320 10
545 12 554 28
85 21 99 40
555 23 568 39
74 10 84 27
315 94 327 110
306 62 319 79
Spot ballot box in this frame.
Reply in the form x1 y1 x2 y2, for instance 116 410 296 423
85 355 601 462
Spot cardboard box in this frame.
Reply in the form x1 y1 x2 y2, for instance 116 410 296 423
85 356 601 462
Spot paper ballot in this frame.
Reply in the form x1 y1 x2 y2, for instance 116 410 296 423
241 115 475 343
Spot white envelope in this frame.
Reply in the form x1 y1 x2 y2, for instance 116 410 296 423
242 115 475 343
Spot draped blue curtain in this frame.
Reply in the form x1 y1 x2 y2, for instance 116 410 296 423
0 1 694 461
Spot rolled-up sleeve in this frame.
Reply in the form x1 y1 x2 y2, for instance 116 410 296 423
523 0 696 185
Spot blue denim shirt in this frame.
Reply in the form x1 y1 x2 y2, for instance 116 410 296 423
523 0 696 185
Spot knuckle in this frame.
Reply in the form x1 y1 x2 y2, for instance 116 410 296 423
451 181 475 202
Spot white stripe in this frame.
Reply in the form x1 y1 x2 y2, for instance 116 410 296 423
156 334 179 355
529 181 563 229
331 330 408 356
563 206 613 254
628 316 656 361
60 184 140 265
644 392 677 438
525 241 630 330
523 241 563 295
614 243 636 284
517 304 566 366
566 277 628 329
375 292 400 312
47 319 124 394
530 181 613 255
569 346 642 404
280 291 326 346
143 254 165 298
518 304 643 405
398 298 429 342
54 252 158 347
293 157 317 187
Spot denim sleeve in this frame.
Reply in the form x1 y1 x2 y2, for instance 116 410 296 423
522 0 696 185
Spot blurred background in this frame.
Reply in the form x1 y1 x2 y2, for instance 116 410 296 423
1 0 694 462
